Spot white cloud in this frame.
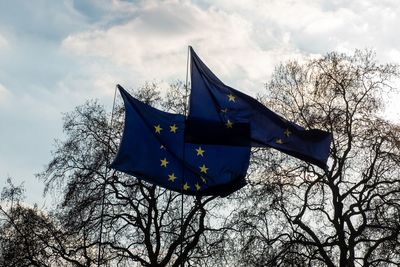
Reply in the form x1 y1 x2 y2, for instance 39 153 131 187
201 0 400 60
61 0 309 95
60 0 400 98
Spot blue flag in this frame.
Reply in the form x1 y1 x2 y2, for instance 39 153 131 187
188 47 332 169
110 85 251 196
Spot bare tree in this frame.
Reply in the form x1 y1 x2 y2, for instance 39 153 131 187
0 178 104 267
37 83 223 266
226 50 400 267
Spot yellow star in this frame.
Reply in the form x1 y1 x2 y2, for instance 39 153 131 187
183 183 190 191
226 119 233 128
221 108 229 113
276 139 283 144
169 124 178 133
199 164 208 174
196 147 205 156
195 183 201 190
284 128 291 137
200 176 207 184
154 124 162 134
168 173 177 182
160 158 169 167
227 94 236 102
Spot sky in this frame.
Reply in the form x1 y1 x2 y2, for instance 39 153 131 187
0 0 399 205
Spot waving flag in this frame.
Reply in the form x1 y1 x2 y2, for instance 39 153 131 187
111 85 251 196
188 47 332 169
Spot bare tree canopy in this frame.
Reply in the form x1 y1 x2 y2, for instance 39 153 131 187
1 50 399 267
227 50 400 267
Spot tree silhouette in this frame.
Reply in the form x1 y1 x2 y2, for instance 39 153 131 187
227 50 400 267
37 83 223 266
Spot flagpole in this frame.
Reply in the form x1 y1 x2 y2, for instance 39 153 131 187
180 45 190 267
97 85 118 267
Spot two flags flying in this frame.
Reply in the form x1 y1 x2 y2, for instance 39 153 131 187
111 47 332 196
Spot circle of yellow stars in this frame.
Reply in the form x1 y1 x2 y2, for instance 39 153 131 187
156 121 209 192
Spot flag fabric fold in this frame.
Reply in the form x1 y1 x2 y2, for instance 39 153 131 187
188 47 332 169
110 85 251 196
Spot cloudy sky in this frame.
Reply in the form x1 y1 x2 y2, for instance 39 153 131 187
0 0 399 205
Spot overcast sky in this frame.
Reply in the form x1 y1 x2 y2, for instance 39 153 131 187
0 0 399 205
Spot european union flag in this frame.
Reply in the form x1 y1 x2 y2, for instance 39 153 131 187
110 85 251 196
188 47 332 169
